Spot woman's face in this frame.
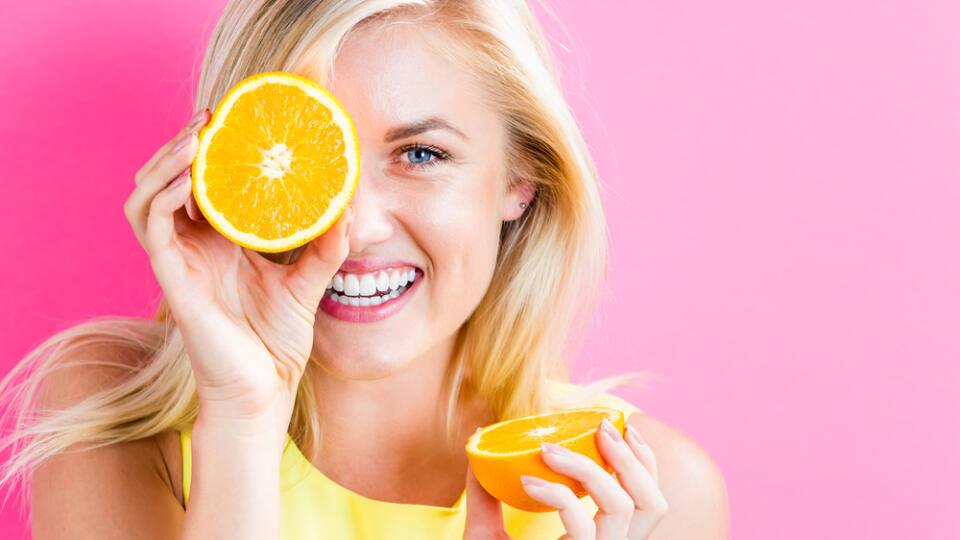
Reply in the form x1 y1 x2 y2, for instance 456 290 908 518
309 22 530 379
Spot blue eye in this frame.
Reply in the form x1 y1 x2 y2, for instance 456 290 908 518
407 147 434 164
397 143 450 170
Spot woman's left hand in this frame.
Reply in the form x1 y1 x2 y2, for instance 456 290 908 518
463 418 668 540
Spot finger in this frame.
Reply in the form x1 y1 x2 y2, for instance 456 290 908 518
598 418 662 514
186 192 206 222
620 425 669 538
463 465 512 540
135 109 209 186
541 440 633 539
519 476 595 539
124 132 199 246
625 424 659 485
145 169 192 285
284 205 354 304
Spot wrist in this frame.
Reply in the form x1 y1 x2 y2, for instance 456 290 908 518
194 398 291 447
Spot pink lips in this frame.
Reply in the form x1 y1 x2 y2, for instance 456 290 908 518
319 268 422 323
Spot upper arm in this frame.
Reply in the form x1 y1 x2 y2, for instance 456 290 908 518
30 343 184 539
627 412 730 540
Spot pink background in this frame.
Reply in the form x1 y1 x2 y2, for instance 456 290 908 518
2 0 958 538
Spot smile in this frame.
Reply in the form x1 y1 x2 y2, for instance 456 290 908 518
319 267 422 323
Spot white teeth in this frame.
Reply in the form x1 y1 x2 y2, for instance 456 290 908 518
344 274 360 296
327 268 416 308
359 274 377 296
389 270 401 289
376 271 390 292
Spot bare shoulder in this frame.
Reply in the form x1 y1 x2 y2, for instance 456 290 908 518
31 341 185 539
627 412 730 540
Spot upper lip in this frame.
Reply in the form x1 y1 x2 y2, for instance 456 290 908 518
337 258 421 273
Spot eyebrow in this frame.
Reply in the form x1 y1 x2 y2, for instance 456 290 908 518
383 117 468 142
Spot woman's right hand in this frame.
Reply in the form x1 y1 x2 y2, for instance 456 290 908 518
124 108 354 429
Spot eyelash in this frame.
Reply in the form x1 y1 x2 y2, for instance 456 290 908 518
395 143 451 170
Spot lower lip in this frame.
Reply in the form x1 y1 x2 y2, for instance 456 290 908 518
319 270 423 323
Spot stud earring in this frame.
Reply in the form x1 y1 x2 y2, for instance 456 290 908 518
519 202 527 209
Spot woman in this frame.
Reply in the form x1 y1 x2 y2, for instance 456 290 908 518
0 1 728 538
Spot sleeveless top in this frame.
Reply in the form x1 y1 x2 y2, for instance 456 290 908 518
179 380 642 539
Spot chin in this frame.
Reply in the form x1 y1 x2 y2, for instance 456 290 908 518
310 338 414 380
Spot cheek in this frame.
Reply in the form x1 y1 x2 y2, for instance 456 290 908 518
423 205 499 293
412 182 503 314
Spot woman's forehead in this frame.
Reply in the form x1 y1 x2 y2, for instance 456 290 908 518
325 22 492 135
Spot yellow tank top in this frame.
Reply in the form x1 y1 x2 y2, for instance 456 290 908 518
179 380 642 539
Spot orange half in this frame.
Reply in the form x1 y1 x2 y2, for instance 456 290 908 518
191 71 359 253
465 407 625 512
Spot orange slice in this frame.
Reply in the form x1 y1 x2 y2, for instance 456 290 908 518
191 72 359 253
465 407 625 512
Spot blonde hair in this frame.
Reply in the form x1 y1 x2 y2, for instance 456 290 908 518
0 0 648 514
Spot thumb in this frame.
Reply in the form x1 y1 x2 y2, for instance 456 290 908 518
463 464 513 540
285 205 354 300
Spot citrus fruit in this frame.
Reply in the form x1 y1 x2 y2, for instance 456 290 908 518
465 407 626 512
191 71 359 253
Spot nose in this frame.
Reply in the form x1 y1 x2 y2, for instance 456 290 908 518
345 168 393 253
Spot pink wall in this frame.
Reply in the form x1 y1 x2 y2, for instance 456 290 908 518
2 1 958 538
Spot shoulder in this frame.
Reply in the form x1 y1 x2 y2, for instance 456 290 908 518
626 412 730 539
32 340 184 506
36 340 146 410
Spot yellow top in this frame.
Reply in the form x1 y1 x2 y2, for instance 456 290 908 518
179 380 642 539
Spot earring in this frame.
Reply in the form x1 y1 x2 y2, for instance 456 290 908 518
519 202 527 209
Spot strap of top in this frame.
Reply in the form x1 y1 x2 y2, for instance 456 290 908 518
180 429 192 507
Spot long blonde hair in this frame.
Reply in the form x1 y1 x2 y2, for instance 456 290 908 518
0 0 647 513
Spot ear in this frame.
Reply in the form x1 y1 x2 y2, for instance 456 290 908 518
501 178 536 221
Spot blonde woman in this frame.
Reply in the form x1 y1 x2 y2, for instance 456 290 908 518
1 1 728 538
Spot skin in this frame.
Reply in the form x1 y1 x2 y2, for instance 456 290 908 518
31 17 729 540
299 21 523 506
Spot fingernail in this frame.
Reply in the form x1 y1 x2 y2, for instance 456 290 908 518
168 169 190 189
600 417 622 443
172 132 196 153
626 424 646 446
541 441 572 457
186 109 207 131
520 475 548 488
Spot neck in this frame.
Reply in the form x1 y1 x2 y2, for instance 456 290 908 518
302 334 494 506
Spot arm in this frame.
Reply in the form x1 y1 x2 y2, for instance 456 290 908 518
180 406 287 540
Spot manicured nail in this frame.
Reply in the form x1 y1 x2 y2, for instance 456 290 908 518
172 132 196 153
186 109 207 131
520 475 549 488
600 417 622 443
541 441 572 457
626 424 646 446
168 169 190 189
